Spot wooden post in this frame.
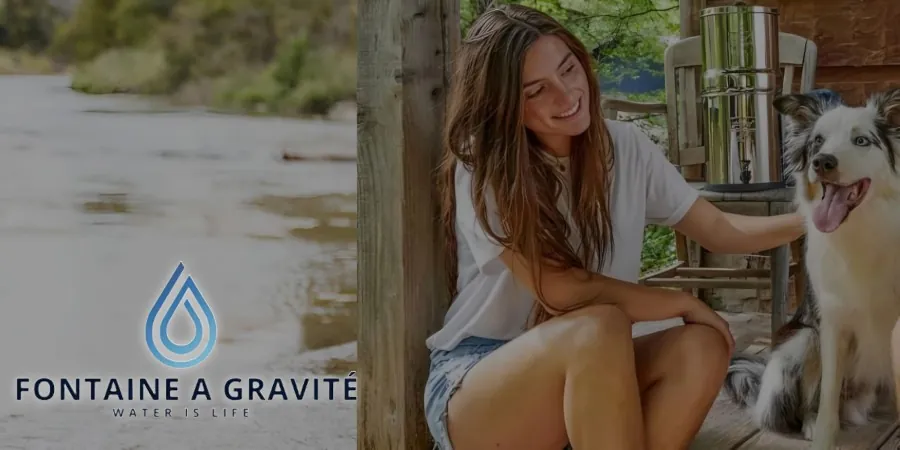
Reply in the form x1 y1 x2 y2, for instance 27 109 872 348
679 0 706 182
357 0 459 448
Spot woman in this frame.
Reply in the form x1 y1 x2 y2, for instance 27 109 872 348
425 5 805 450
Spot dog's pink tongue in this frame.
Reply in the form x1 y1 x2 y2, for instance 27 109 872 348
812 183 853 233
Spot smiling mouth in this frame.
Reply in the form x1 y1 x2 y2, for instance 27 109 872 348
553 98 581 119
811 178 871 233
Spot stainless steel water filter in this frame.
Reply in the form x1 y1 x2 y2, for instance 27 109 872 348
700 4 783 192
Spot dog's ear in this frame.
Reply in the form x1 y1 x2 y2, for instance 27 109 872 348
773 94 825 127
869 88 900 127
775 94 825 177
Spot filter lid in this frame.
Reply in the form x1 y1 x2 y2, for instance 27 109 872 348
700 3 778 17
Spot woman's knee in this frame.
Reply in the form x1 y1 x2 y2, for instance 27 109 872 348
557 304 633 355
673 323 730 376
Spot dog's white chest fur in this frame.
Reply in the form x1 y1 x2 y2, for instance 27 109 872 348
805 207 900 381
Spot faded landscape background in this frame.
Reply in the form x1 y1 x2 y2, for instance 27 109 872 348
0 0 359 447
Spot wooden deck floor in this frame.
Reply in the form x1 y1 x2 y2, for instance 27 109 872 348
632 313 899 450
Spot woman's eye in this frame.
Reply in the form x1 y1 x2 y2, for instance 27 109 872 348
526 87 543 98
853 136 870 146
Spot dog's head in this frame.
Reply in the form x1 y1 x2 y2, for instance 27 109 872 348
775 88 900 234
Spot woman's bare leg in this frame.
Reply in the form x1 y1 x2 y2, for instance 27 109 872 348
446 304 645 450
633 323 731 450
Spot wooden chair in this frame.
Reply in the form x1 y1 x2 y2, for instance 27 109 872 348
602 32 818 336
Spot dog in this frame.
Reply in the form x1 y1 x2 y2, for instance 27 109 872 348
723 88 900 449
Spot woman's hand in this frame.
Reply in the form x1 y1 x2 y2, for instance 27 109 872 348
680 295 736 354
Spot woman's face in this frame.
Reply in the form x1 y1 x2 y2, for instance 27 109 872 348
521 34 591 150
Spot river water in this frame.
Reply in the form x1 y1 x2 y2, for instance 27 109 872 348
0 75 358 413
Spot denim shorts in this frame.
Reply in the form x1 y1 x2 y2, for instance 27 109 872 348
424 336 508 450
423 336 572 450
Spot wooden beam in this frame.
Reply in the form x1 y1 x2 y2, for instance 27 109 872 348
676 267 772 278
675 265 798 278
639 261 685 282
357 0 459 448
642 278 771 289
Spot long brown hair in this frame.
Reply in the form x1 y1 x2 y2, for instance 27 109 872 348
438 4 616 327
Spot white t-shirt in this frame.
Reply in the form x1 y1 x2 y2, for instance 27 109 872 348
426 119 700 352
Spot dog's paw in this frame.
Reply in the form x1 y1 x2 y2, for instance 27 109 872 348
802 417 817 441
808 418 840 450
843 407 870 426
841 391 876 426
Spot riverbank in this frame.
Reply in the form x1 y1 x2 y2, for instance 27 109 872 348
67 46 356 120
0 49 62 75
50 0 357 120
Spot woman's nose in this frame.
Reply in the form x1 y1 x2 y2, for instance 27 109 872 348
556 88 577 107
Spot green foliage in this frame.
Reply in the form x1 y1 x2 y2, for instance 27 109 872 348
70 47 169 94
271 35 309 91
52 0 356 117
461 0 679 85
0 49 57 74
49 0 173 62
640 224 676 275
0 0 64 52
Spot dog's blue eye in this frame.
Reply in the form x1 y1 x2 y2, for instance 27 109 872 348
853 136 870 146
813 135 824 145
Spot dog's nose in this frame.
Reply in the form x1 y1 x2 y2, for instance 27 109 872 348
812 154 838 175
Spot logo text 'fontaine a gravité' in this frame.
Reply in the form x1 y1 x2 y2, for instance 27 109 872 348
14 262 357 419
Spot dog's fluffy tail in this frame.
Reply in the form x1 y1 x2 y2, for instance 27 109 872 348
724 353 767 408
724 327 816 434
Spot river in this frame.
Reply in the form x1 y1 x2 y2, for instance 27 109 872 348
0 75 358 417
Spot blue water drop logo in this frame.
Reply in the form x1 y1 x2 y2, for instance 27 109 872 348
145 262 217 369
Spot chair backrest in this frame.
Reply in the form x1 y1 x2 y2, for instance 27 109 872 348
663 32 818 169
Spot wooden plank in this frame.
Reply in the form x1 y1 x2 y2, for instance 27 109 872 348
769 244 791 337
357 0 459 448
676 267 772 278
675 233 694 294
673 265 799 278
639 261 684 282
677 0 704 181
737 419 896 450
643 278 770 289
875 424 900 449
691 333 770 450
697 201 768 310
736 396 897 450
681 145 706 166
600 98 667 115
769 201 796 332
690 393 760 450
771 201 806 313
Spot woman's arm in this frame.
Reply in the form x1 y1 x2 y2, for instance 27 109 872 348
498 248 736 351
673 198 805 254
499 249 693 322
